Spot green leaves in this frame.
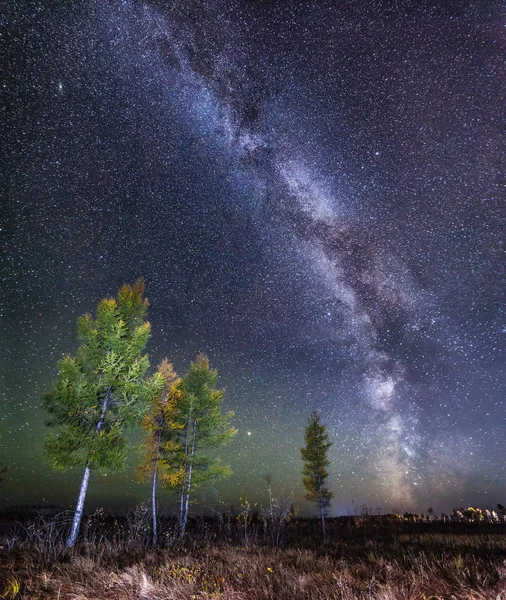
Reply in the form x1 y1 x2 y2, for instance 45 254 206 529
45 424 126 473
116 278 148 327
138 359 182 485
138 355 236 494
87 424 126 473
301 410 333 505
45 429 87 470
44 281 238 538
44 279 154 474
176 354 237 452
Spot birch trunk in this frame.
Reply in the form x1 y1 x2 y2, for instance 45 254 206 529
178 422 189 533
66 463 91 548
317 471 327 541
66 386 111 548
320 499 326 540
151 454 159 545
180 419 196 537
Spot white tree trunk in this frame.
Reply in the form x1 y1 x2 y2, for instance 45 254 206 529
151 428 162 546
66 463 91 547
151 460 158 546
180 419 196 537
178 422 189 533
320 498 326 540
66 386 111 548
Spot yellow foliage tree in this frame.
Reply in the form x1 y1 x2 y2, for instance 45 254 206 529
138 359 182 545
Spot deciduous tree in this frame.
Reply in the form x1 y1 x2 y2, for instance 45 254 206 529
138 359 182 545
43 279 162 547
169 354 237 537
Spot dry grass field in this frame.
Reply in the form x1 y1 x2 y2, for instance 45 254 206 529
2 511 506 599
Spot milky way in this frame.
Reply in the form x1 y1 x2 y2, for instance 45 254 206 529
1 0 504 514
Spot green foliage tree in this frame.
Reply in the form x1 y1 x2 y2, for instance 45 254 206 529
43 279 162 547
164 354 237 537
300 410 333 539
138 358 182 545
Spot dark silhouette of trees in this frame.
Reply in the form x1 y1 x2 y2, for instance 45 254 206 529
301 410 333 540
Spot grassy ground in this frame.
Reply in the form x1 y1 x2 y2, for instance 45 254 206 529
2 515 506 599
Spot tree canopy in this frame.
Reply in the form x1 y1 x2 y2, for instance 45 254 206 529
165 354 237 536
43 279 163 546
301 410 333 538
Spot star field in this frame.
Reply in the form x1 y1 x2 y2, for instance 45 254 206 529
1 0 504 515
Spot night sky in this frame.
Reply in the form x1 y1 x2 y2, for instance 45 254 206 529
1 0 504 516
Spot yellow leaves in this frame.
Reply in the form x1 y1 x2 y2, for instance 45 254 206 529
167 564 201 584
118 277 147 310
161 467 185 487
166 474 182 486
141 414 155 433
100 298 117 312
193 353 210 370
157 358 179 385
136 322 151 337
138 355 235 493
167 384 184 404
162 440 181 453
266 567 274 573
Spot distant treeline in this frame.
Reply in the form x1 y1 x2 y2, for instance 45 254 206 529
0 505 67 519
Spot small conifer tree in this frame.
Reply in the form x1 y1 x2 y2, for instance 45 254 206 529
43 279 162 547
301 410 333 539
138 359 182 545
